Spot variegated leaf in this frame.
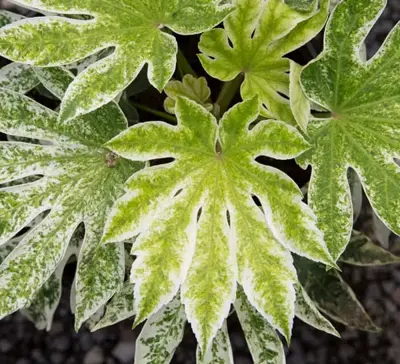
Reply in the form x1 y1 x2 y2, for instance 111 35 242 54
290 61 310 133
199 0 329 122
21 228 83 331
93 282 135 331
0 71 142 324
196 321 233 364
104 97 335 351
340 230 400 266
0 1 233 121
295 257 380 332
135 295 186 364
235 287 285 364
0 11 39 94
294 284 339 337
297 0 400 261
164 75 213 114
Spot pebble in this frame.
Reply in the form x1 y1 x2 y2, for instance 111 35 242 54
112 342 135 363
84 346 104 364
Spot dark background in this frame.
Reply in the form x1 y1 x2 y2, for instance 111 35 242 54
0 0 399 363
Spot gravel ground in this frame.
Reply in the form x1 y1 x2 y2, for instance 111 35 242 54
0 0 400 363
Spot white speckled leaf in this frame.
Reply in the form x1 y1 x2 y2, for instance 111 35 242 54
235 287 285 364
199 0 329 122
164 75 213 114
104 97 334 351
0 80 141 320
92 282 135 331
298 0 400 261
0 1 233 121
0 11 39 94
21 228 83 331
340 230 400 266
295 257 380 331
135 295 186 364
196 321 233 364
294 284 339 337
0 63 39 94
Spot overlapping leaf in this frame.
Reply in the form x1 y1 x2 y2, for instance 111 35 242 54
297 0 400 261
0 67 142 329
103 96 335 352
295 257 380 331
135 295 186 364
199 0 329 122
0 0 233 122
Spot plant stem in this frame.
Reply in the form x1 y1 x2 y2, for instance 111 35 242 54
131 101 177 123
177 49 197 78
215 74 244 117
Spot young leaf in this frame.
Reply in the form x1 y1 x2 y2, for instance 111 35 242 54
92 282 135 331
340 230 400 266
297 0 400 260
104 97 334 351
0 79 141 325
164 75 213 114
0 1 233 121
295 257 380 332
196 321 233 364
235 287 285 364
294 284 339 337
135 295 186 364
199 0 329 122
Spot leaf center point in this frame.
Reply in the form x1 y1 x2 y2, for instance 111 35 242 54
105 152 119 168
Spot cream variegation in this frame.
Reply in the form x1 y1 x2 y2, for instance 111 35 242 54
104 96 335 352
199 0 329 122
298 0 400 261
0 67 142 329
0 0 233 121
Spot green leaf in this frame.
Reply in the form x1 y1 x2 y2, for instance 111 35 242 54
135 295 186 364
340 230 400 266
298 0 400 261
199 0 329 122
164 75 213 114
92 281 135 331
295 257 380 332
0 76 142 323
104 97 334 351
294 283 340 337
235 287 285 364
0 1 233 122
196 321 233 364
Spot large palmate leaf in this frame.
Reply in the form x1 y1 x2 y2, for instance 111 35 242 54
297 0 400 260
0 67 141 328
0 1 233 122
199 0 329 122
103 96 335 352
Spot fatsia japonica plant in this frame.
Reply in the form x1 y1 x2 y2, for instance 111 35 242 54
0 0 399 362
